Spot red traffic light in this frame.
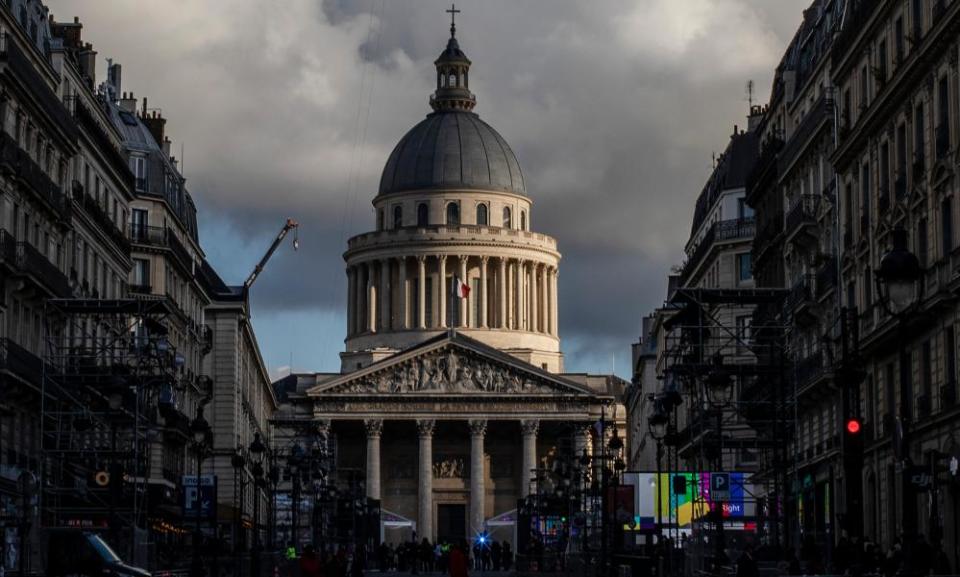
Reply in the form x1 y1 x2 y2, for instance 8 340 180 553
846 418 862 435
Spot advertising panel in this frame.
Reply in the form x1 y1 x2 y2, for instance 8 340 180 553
623 472 756 534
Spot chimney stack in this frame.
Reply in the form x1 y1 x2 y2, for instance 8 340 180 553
78 42 97 87
162 137 172 158
142 107 167 146
107 62 122 98
119 91 137 113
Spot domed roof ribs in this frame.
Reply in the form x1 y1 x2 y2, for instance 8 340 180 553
376 11 526 197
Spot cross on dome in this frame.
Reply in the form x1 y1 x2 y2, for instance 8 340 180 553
446 4 461 38
431 5 475 111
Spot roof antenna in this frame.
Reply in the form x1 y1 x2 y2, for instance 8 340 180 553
746 79 755 109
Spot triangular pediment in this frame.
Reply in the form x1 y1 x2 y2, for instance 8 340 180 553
307 333 597 398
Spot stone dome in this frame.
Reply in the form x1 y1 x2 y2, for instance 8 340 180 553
378 110 526 197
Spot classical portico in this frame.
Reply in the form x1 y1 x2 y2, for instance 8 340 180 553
307 333 610 542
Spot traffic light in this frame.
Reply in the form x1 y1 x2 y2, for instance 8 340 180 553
842 416 864 538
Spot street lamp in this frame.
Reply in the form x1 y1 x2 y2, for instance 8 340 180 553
190 406 212 577
876 227 922 559
249 432 266 577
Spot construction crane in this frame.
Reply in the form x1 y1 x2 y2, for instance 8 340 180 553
243 218 299 297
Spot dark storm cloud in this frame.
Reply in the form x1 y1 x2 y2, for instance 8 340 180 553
46 0 806 373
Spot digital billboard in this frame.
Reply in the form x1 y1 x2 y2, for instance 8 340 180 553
622 472 757 534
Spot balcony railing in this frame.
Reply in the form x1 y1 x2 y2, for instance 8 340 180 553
0 34 78 142
681 218 755 283
0 337 44 386
833 1 882 71
129 225 194 273
779 95 830 171
16 241 71 297
0 131 69 221
72 181 130 253
785 195 820 237
127 283 152 295
784 274 815 315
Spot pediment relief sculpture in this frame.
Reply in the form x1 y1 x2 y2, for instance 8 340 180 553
326 348 568 396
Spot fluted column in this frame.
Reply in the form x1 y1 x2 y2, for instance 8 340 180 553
498 257 507 328
366 263 377 333
356 264 367 334
380 258 391 331
365 419 383 500
516 260 525 331
417 256 427 329
417 419 436 540
397 257 408 329
539 265 548 334
551 268 559 336
480 257 489 328
459 255 469 328
530 263 540 333
438 255 447 328
520 419 539 498
469 419 487 537
347 267 356 336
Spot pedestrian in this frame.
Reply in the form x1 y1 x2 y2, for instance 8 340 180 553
448 542 469 577
299 545 324 577
421 538 434 573
501 541 512 571
491 540 502 571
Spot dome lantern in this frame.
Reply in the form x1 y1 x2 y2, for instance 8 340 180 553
430 5 476 112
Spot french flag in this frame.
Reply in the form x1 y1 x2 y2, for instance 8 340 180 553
453 276 471 299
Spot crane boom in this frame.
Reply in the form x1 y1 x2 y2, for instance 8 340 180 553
243 218 299 294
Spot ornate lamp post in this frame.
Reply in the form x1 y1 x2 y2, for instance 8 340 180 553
248 432 266 577
189 406 212 577
231 447 247 560
876 227 921 559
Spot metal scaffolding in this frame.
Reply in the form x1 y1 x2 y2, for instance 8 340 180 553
658 287 795 556
40 296 189 561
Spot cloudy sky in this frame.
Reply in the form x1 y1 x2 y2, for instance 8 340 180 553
47 0 806 379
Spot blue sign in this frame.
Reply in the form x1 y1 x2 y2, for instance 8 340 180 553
183 475 217 519
711 473 730 501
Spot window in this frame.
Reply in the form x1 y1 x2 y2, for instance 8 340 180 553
880 141 890 201
446 202 460 226
131 156 146 190
915 102 926 173
918 217 929 266
737 198 754 219
417 203 429 227
377 209 384 231
861 162 871 235
476 203 488 226
897 123 908 190
502 206 512 228
735 315 751 353
393 205 403 229
449 73 457 88
737 253 752 282
520 211 526 231
942 197 953 256
878 40 888 83
886 363 896 419
913 0 924 39
938 76 950 159
132 259 150 288
895 17 905 63
947 326 957 388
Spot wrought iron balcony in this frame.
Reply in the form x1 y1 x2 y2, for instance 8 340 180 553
0 337 44 388
0 131 69 221
778 95 830 172
15 241 71 297
129 225 194 274
0 34 78 142
72 181 130 254
127 283 152 295
784 195 819 246
680 218 754 284
784 274 816 326
795 351 825 395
